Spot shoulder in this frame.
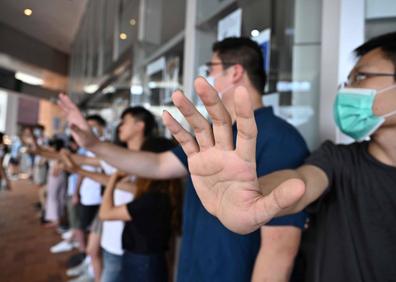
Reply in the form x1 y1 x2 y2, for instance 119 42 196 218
310 140 366 160
253 108 309 174
254 107 307 148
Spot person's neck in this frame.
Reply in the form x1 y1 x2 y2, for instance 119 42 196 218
226 86 263 122
368 127 396 167
127 134 144 151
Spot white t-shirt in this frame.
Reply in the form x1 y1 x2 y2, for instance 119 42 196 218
100 161 135 255
79 151 103 206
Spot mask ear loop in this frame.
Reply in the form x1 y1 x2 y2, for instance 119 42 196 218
381 109 396 118
204 67 235 99
375 84 396 118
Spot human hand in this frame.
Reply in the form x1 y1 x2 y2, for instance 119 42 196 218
162 77 304 234
58 93 99 149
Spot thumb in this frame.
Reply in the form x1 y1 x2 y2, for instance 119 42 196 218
254 178 305 226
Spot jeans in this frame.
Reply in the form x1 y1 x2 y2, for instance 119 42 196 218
102 249 123 282
122 251 168 282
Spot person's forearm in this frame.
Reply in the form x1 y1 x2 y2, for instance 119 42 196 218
77 168 111 187
258 169 306 215
258 165 328 216
252 227 301 282
89 142 167 179
36 146 59 160
77 168 135 192
70 154 101 167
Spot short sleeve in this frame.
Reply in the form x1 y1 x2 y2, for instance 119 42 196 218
171 145 188 169
126 193 158 218
266 212 308 229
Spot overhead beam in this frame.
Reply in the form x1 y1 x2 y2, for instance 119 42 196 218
0 22 69 75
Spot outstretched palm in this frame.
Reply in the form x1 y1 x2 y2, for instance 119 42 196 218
58 93 99 149
163 77 304 234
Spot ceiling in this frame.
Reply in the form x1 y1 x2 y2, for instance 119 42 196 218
0 0 88 54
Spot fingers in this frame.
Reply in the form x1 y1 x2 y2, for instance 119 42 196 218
162 110 199 157
58 93 74 113
58 94 92 136
58 93 79 112
234 86 258 163
254 179 305 226
171 90 214 151
195 77 233 150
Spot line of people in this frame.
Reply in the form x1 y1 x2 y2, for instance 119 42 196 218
21 31 396 282
57 32 396 282
25 108 183 282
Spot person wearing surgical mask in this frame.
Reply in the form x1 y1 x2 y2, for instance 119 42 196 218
160 32 396 282
59 37 310 282
203 41 266 121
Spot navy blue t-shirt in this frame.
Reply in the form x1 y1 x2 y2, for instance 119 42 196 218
172 106 309 282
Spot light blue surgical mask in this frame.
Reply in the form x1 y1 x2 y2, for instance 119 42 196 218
91 127 101 138
204 68 235 99
334 85 396 140
33 129 42 138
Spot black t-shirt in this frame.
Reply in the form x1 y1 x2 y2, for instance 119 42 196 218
299 141 396 282
122 182 172 255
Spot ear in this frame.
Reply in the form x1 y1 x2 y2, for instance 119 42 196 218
231 64 244 83
136 120 145 133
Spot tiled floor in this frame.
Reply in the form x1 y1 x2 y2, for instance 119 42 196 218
0 180 77 282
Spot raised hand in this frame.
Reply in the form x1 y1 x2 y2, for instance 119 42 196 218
162 77 305 234
58 93 99 149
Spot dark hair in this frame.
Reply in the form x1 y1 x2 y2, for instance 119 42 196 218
113 123 127 148
68 136 79 153
354 31 396 75
136 137 183 235
212 37 266 94
34 124 45 130
140 136 175 152
48 138 65 152
86 114 107 127
121 106 157 137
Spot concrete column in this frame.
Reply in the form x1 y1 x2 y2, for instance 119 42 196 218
182 0 198 100
319 0 365 143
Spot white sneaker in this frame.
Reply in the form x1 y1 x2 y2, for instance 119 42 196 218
50 240 77 254
66 257 90 277
67 272 94 282
62 230 73 240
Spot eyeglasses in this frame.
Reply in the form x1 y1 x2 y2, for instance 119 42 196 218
341 71 396 87
204 61 236 76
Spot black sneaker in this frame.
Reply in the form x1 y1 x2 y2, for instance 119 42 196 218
67 252 86 268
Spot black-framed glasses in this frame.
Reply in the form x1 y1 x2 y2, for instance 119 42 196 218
204 61 236 76
343 71 396 87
